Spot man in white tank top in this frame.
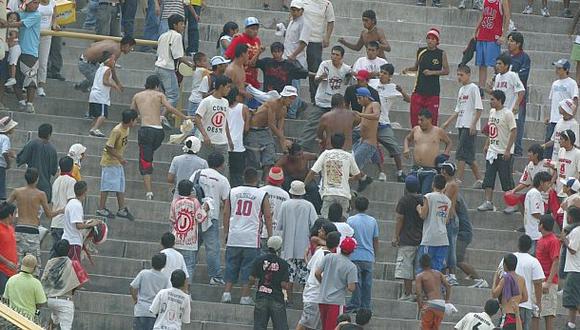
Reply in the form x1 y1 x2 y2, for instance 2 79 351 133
226 88 250 187
222 168 272 305
88 55 121 138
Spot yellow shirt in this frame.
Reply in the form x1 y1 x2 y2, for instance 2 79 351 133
100 123 129 166
190 0 202 5
71 164 81 181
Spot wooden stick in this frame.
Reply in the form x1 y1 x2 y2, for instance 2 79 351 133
40 30 158 46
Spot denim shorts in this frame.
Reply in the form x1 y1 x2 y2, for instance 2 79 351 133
416 245 448 274
353 141 378 169
456 128 476 164
475 40 501 67
224 246 259 284
100 165 125 192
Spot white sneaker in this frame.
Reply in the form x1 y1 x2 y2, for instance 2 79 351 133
446 274 459 286
209 277 226 286
477 201 495 211
25 103 35 113
37 87 46 97
458 0 466 8
469 279 489 288
221 292 232 303
89 129 106 137
503 205 518 214
378 172 387 181
522 5 533 14
4 78 16 87
398 294 416 302
472 180 483 189
541 7 550 16
509 19 517 31
146 192 154 200
240 296 254 305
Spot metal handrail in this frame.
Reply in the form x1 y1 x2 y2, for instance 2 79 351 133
40 30 158 46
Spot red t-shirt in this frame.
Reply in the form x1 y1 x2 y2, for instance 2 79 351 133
536 233 561 284
224 33 262 89
476 0 504 42
0 222 17 277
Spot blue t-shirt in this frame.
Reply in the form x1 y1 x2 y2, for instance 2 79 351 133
19 11 41 57
347 213 379 262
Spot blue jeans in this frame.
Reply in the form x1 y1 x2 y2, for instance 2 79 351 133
515 101 526 156
185 6 201 54
544 122 557 159
155 66 179 107
121 0 138 37
95 3 120 36
143 0 159 42
446 216 459 269
199 219 222 279
410 168 437 194
348 261 373 311
158 18 169 36
177 248 198 284
83 0 99 28
133 316 155 330
254 297 289 330
286 79 303 119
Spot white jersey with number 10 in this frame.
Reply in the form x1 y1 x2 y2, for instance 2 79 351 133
226 186 267 248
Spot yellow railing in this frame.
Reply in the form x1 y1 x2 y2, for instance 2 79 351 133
0 301 43 330
40 30 158 46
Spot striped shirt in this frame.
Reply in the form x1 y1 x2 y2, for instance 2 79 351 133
160 0 184 20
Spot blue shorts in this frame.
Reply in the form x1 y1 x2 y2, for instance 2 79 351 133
224 246 259 284
416 245 448 274
353 141 378 169
475 41 501 67
187 101 199 117
100 165 125 193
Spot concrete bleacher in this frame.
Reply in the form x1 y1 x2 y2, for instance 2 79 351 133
3 0 579 328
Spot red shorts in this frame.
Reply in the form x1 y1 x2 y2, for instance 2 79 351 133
410 93 440 127
319 304 343 330
68 244 82 262
421 308 445 330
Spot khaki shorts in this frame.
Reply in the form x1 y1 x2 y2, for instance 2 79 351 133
299 301 321 329
540 283 558 317
395 245 418 280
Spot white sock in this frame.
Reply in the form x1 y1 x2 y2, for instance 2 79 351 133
18 100 25 105
568 322 576 328
397 170 403 175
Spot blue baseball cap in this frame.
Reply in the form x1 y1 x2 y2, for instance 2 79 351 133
355 87 374 101
405 175 419 193
244 17 260 27
553 58 571 70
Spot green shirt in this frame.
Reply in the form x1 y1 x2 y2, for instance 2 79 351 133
3 272 47 318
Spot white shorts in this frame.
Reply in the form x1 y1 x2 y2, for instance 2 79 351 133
48 297 74 330
100 165 125 192
299 301 321 329
8 44 20 66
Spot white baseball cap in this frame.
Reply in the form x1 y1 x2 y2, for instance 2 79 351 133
559 98 577 116
280 85 298 97
560 177 580 192
290 0 304 8
183 136 201 153
244 17 260 27
210 56 231 66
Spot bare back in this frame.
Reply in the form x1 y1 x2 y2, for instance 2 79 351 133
318 109 357 150
11 187 48 227
249 99 285 128
359 102 379 145
225 62 246 92
84 40 121 62
418 269 443 301
501 274 526 314
131 90 164 127
413 126 442 167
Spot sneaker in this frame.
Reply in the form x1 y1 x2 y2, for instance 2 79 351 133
221 292 232 303
477 201 495 211
432 0 441 7
458 0 466 8
240 296 254 305
36 87 46 97
446 274 459 286
472 0 483 10
378 172 387 182
398 294 416 302
541 7 550 16
146 192 154 200
522 5 533 14
416 0 426 5
357 176 373 192
74 83 89 93
472 180 483 189
96 208 115 219
563 8 573 18
116 207 135 221
509 19 517 31
397 172 406 183
25 103 35 114
89 129 105 137
209 277 226 286
469 279 489 288
4 78 16 87
503 205 518 214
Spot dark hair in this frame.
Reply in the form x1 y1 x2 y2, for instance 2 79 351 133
328 203 343 222
74 181 88 196
270 41 284 53
518 234 532 253
484 299 500 317
367 41 380 50
151 253 167 270
193 52 206 65
433 174 446 190
491 90 506 105
532 171 552 188
561 129 577 145
504 253 518 271
539 214 555 232
214 75 231 91
145 75 162 90
177 179 194 197
508 31 524 50
161 232 176 248
244 167 259 183
235 44 249 58
226 87 240 106
331 94 345 108
54 239 70 257
355 309 372 325
380 63 394 75
170 269 187 288
331 45 345 57
568 206 580 224
216 21 239 50
207 152 225 168
337 314 351 324
326 231 340 249
362 9 376 23
457 64 471 74
528 144 544 161
59 156 74 173
0 202 16 219
120 36 136 46
419 254 431 269
38 123 52 139
122 109 139 124
331 133 346 149
7 11 20 22
497 52 512 66
25 167 39 184
321 221 338 236
168 14 185 31
310 219 327 237
418 109 432 119
354 196 369 212
288 142 302 156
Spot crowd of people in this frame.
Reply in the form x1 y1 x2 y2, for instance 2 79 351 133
0 0 578 329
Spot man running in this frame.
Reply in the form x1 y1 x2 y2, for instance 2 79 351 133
317 94 357 151
352 87 379 192
131 75 192 200
403 109 452 194
416 254 452 330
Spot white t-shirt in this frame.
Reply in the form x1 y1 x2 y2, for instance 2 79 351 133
50 175 76 229
259 185 289 239
554 147 580 197
198 75 210 96
0 134 11 168
564 226 580 272
302 0 335 43
188 68 207 104
369 81 401 125
550 118 579 161
302 248 328 303
524 188 543 241
314 60 351 108
155 30 184 70
38 0 55 30
549 77 579 123
283 15 308 68
226 186 267 248
191 168 230 220
334 222 354 253
89 64 112 105
454 83 483 130
62 199 84 246
226 103 246 152
150 287 191 330
352 56 388 84
160 248 189 279
519 159 553 201
455 312 495 330
487 107 517 154
311 149 360 199
195 95 229 145
497 252 545 310
493 71 525 118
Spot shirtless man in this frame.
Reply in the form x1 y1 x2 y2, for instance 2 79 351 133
337 10 390 59
74 36 136 92
403 109 452 194
440 162 460 285
131 75 192 200
246 86 297 181
317 94 357 151
492 253 528 330
416 254 452 330
7 168 61 273
225 44 252 100
352 87 380 192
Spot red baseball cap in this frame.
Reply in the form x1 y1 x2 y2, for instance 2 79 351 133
267 166 284 185
355 70 370 81
340 237 357 254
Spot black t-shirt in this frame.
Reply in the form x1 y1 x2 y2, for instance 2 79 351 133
395 193 424 246
414 47 443 96
251 253 290 302
344 85 380 112
256 58 298 93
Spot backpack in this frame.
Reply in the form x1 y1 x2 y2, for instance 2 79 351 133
192 169 205 200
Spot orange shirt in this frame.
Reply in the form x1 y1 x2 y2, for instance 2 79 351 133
0 222 17 277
